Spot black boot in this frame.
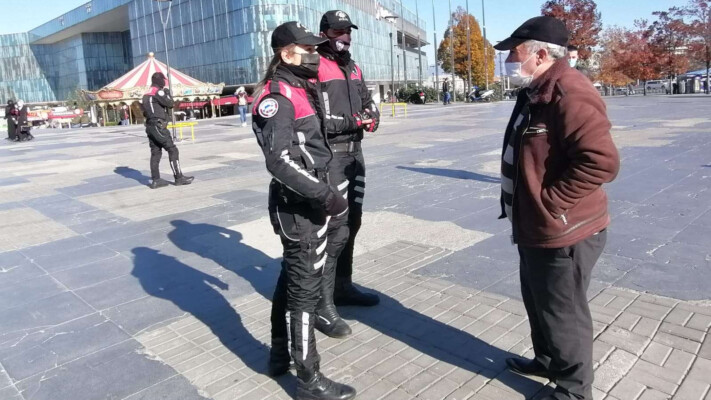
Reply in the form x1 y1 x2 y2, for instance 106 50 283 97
268 337 291 376
316 256 352 338
149 178 170 189
334 276 379 307
297 369 356 400
170 160 194 186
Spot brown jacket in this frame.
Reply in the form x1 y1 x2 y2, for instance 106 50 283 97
506 59 620 248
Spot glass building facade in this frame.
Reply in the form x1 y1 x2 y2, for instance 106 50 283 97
1 0 427 103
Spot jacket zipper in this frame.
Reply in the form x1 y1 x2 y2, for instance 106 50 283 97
542 209 607 241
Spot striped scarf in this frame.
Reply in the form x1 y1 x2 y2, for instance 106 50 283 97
500 91 531 222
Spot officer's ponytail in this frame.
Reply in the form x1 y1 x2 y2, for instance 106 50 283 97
255 44 296 95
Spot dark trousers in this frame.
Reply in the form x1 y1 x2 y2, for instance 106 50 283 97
269 200 329 374
146 121 179 180
518 230 607 400
7 121 17 140
328 149 365 278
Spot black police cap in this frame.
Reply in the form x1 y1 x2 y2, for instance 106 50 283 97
494 16 568 51
271 21 327 51
320 10 359 32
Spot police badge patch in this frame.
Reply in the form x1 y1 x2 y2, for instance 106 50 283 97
258 98 279 118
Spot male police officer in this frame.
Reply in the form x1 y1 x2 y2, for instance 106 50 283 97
315 10 380 336
141 72 193 189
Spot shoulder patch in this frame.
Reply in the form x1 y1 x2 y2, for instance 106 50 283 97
258 98 279 118
158 90 165 96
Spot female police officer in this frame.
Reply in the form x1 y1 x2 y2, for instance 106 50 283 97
252 21 360 400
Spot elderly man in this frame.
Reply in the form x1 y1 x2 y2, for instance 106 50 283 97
494 17 620 400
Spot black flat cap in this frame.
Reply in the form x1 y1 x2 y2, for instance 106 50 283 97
320 10 359 32
271 21 327 50
494 16 568 51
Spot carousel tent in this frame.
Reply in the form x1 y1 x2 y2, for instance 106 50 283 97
84 52 224 122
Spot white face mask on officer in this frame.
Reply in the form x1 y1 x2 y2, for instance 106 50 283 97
505 52 540 88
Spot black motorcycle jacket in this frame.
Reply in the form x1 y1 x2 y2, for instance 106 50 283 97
141 85 173 123
317 48 379 144
253 67 349 205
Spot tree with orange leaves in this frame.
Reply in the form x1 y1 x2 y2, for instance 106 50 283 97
597 27 634 89
436 7 495 89
649 8 692 93
541 0 602 60
612 21 660 95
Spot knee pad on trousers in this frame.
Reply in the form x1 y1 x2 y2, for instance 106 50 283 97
167 145 179 162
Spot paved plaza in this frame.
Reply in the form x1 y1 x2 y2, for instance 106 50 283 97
0 96 710 400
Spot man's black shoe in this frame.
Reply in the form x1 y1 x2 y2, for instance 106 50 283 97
334 277 379 307
506 357 550 380
268 337 291 377
149 179 170 189
296 371 356 400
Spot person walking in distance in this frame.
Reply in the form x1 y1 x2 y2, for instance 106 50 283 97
141 72 194 189
442 77 451 105
236 86 249 127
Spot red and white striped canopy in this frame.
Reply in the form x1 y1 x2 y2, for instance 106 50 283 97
86 52 224 102
106 52 204 89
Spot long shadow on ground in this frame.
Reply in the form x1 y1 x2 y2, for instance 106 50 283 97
397 166 501 183
131 236 290 394
114 166 151 186
163 221 541 398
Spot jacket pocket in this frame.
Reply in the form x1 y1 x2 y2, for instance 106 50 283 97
276 205 300 242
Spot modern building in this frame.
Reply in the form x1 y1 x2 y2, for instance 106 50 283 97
0 0 428 104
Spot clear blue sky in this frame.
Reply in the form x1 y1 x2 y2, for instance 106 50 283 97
407 0 689 70
0 0 688 59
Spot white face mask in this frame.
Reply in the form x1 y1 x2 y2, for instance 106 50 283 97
568 58 578 68
505 52 538 87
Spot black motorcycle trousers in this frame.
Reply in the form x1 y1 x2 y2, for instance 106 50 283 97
269 200 330 374
146 121 179 180
328 149 365 278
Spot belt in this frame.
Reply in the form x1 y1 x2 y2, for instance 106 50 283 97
330 141 361 153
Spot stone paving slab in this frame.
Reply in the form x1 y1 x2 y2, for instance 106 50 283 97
123 240 710 400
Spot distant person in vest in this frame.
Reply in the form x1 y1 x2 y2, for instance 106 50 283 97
442 77 451 104
236 86 249 127
253 21 365 400
5 100 18 141
141 72 193 189
315 10 381 338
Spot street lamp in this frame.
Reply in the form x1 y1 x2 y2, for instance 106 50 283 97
384 15 399 102
155 0 177 140
432 0 439 102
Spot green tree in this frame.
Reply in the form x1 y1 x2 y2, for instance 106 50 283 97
64 86 94 111
437 7 495 89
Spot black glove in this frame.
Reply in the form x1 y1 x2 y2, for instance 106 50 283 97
322 186 348 216
363 108 379 132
